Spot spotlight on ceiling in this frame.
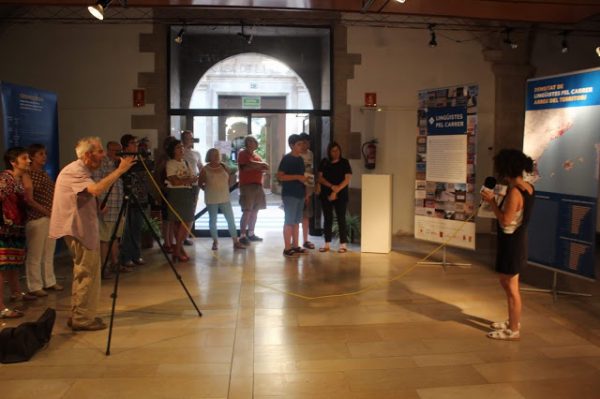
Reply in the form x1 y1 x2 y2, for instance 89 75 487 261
428 24 437 48
596 47 600 57
174 28 184 44
395 0 407 3
237 22 253 45
88 0 111 20
503 28 518 49
561 31 569 54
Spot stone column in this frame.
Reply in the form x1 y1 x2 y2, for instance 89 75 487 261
482 30 536 153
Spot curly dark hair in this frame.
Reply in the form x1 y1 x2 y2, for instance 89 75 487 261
494 149 534 179
4 147 28 170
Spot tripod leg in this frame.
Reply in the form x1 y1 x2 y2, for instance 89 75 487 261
106 195 129 356
130 193 203 317
101 204 127 280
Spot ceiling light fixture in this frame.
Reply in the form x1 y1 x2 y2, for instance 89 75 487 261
428 24 437 48
503 28 518 49
88 0 127 21
395 0 407 3
237 22 253 45
174 28 184 44
560 31 569 54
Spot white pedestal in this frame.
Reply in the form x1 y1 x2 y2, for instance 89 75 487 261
361 174 392 253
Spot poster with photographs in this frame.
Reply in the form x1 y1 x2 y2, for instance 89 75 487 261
414 84 478 250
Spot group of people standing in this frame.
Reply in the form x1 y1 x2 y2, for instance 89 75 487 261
277 133 353 257
0 145 63 320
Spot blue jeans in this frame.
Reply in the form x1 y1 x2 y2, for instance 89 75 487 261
120 206 144 263
207 202 238 240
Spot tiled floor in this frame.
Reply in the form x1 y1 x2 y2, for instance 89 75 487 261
1 233 599 399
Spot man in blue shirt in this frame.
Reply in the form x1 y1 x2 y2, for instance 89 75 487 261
277 134 307 257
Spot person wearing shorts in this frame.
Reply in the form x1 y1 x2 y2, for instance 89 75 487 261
237 136 269 245
276 134 306 257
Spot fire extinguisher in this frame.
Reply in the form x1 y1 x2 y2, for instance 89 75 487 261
362 139 378 170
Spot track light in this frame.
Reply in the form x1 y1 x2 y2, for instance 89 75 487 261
237 22 253 45
174 28 184 44
503 28 518 49
561 31 569 54
428 25 437 48
88 0 111 20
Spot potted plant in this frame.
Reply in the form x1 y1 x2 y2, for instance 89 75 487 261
141 214 162 249
332 212 361 243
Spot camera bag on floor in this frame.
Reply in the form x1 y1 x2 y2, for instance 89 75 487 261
0 307 56 363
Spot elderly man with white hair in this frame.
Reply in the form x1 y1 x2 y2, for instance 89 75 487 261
49 137 135 331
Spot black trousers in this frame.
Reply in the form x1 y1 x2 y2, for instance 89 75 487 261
321 198 348 244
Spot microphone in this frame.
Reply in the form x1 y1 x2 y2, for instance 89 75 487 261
479 176 497 207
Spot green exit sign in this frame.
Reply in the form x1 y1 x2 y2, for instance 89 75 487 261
242 97 261 109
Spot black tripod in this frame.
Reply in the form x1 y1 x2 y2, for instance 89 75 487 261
101 168 202 356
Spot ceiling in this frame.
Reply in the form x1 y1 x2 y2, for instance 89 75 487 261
1 0 600 25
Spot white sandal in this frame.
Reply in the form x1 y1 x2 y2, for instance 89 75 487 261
490 320 521 330
487 328 520 341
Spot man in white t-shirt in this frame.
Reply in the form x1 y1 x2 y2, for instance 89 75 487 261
181 130 203 244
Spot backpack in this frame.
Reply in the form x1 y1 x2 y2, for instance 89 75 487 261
0 307 56 364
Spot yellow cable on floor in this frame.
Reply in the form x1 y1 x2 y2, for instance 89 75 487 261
249 213 477 301
140 156 478 300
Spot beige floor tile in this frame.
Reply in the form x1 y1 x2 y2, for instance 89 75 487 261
7 234 598 399
511 375 600 399
0 379 74 399
474 358 598 383
345 365 487 392
417 383 526 399
413 353 484 367
61 377 230 399
538 344 600 358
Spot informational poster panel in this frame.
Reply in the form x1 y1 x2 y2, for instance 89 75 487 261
524 68 600 280
0 82 59 179
415 84 478 250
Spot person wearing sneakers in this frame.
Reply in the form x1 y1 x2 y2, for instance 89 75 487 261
0 147 37 319
481 149 535 341
237 135 269 245
23 144 63 297
317 141 352 253
277 134 307 257
298 133 316 250
199 148 246 251
50 137 135 331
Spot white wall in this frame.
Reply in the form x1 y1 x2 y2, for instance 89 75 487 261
0 20 155 166
347 26 495 235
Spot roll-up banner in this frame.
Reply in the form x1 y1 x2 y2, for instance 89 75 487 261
524 68 600 280
415 84 478 250
0 82 59 179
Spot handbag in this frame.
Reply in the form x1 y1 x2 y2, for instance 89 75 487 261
0 308 56 363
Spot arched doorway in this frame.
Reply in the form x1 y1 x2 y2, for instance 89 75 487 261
186 53 316 233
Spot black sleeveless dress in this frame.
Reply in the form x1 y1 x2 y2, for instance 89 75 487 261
495 185 535 275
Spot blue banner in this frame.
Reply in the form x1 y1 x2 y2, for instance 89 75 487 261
523 68 600 280
0 82 59 179
426 106 467 135
528 191 596 279
526 69 600 111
